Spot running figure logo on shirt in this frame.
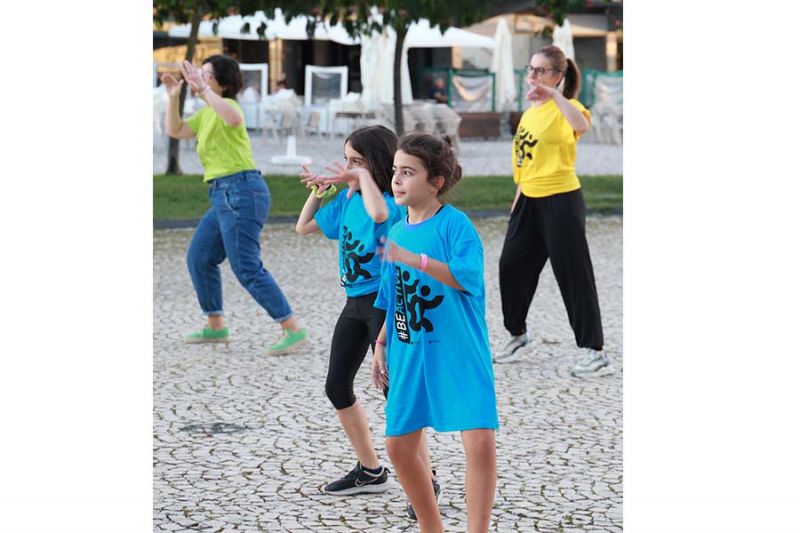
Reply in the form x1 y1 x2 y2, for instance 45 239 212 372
340 225 375 287
392 266 444 343
514 126 538 167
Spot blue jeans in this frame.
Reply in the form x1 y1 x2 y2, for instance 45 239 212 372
187 170 293 322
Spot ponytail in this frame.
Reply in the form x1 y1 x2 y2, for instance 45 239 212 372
562 58 581 99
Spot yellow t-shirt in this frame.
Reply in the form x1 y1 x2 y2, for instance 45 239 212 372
185 98 257 182
512 98 591 198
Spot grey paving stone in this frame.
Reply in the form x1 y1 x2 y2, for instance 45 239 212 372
154 216 622 531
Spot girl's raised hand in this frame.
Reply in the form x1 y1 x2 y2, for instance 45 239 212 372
160 73 184 98
371 345 389 390
317 161 364 198
299 164 324 189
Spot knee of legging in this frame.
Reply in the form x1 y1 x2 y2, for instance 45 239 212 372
325 379 355 410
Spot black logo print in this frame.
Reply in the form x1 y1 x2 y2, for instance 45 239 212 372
340 225 375 287
393 266 444 343
514 125 538 168
408 284 444 332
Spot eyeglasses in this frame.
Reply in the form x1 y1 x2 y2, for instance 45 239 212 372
526 66 560 76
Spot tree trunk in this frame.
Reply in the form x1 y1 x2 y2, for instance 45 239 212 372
393 27 407 135
166 6 203 175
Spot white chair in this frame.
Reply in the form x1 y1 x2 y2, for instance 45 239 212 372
301 110 324 140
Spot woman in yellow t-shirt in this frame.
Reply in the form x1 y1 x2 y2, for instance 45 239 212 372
494 46 613 378
161 56 307 353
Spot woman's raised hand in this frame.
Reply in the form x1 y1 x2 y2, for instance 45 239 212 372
160 73 184 98
180 60 205 93
526 79 557 101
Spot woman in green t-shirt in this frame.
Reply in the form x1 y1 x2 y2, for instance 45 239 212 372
161 56 307 353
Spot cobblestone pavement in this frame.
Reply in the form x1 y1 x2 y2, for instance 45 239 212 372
153 135 622 177
154 215 623 532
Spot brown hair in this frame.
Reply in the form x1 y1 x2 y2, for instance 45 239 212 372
534 45 581 100
397 133 463 198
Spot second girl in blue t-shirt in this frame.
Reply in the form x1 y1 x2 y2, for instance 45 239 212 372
295 126 436 506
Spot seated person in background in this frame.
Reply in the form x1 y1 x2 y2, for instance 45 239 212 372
428 77 448 104
273 78 297 99
241 81 261 102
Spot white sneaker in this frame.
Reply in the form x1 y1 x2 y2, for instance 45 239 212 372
493 334 529 364
570 348 614 377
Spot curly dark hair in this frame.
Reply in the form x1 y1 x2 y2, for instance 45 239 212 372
201 55 243 99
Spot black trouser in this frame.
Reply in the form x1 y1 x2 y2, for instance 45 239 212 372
498 189 604 350
325 292 386 410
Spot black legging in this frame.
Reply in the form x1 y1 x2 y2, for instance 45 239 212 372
325 292 386 410
498 189 604 350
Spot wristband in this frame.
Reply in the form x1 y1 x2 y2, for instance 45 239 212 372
313 184 337 199
419 253 429 272
375 339 386 346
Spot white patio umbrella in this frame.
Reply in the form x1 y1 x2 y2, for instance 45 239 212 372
552 18 575 60
360 28 413 108
490 17 517 111
359 11 491 109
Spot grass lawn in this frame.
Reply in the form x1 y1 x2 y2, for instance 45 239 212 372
153 174 622 220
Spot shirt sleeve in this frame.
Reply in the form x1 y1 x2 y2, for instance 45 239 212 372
569 98 591 140
184 108 203 134
313 191 344 240
225 98 246 123
445 213 485 297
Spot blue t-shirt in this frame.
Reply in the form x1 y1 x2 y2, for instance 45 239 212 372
314 190 405 297
374 205 498 436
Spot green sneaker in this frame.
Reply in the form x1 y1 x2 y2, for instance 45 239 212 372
269 328 308 354
183 327 230 344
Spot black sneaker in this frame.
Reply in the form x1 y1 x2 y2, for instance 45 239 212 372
407 471 442 520
324 462 390 495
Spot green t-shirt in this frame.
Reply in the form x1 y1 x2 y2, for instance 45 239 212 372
185 98 257 182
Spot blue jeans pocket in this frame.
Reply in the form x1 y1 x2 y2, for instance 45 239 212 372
253 190 269 224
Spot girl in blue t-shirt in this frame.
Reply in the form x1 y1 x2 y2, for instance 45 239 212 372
372 133 499 533
295 126 437 505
